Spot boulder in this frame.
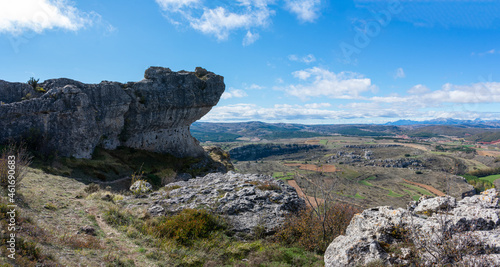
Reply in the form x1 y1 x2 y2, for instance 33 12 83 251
146 171 305 234
130 180 153 194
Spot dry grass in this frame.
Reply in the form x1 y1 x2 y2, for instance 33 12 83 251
274 202 360 254
0 142 32 188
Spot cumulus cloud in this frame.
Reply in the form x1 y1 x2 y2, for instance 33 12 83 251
0 0 95 34
156 0 325 43
372 82 500 106
284 0 322 23
190 6 272 40
393 67 405 79
407 84 430 94
221 88 248 99
283 67 374 100
247 83 264 90
204 80 500 122
157 0 275 42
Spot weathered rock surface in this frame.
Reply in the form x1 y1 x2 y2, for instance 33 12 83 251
324 189 500 266
0 67 224 158
130 171 305 234
130 180 153 194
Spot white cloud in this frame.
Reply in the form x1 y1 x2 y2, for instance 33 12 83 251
371 82 500 107
156 0 325 43
472 49 498 56
0 0 95 34
393 67 405 79
304 103 331 108
155 0 200 12
221 88 248 99
203 80 500 122
285 0 322 23
247 83 264 90
243 30 259 46
407 84 430 94
157 0 274 42
288 54 316 63
284 67 374 100
190 6 272 40
288 54 299 61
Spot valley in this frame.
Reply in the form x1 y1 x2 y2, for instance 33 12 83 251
196 122 500 209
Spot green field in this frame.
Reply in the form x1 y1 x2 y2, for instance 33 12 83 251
401 183 433 196
358 180 373 186
354 193 366 199
273 172 295 180
402 189 421 201
358 176 376 186
479 174 500 183
387 190 404 197
319 139 328 145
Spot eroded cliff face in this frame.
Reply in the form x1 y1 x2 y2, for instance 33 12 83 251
0 67 225 158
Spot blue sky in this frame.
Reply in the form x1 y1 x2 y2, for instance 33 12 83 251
1 0 500 124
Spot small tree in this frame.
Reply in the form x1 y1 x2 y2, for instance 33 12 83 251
27 77 46 93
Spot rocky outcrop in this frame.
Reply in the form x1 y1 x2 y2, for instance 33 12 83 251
138 171 305 234
0 67 224 158
324 189 500 266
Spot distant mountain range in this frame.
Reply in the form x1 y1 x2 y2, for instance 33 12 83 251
192 120 500 143
384 119 500 127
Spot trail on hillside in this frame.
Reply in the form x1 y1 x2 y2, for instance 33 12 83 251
85 206 154 267
287 180 325 208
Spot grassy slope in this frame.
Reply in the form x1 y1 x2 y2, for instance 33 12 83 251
1 167 324 267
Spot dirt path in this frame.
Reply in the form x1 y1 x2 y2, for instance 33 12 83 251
478 150 500 157
402 179 445 196
287 180 325 208
86 206 153 267
284 163 337 173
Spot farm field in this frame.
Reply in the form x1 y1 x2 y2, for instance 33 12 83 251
228 135 489 209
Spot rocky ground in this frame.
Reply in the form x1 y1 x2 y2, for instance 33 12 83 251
324 188 500 266
125 171 305 235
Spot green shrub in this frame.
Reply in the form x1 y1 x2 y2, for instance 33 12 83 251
27 77 39 89
146 209 226 245
104 206 136 227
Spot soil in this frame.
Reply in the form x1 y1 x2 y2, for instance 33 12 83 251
283 163 337 173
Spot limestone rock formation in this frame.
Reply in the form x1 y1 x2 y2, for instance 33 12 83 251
324 189 500 266
130 180 153 194
131 171 305 234
0 67 224 158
